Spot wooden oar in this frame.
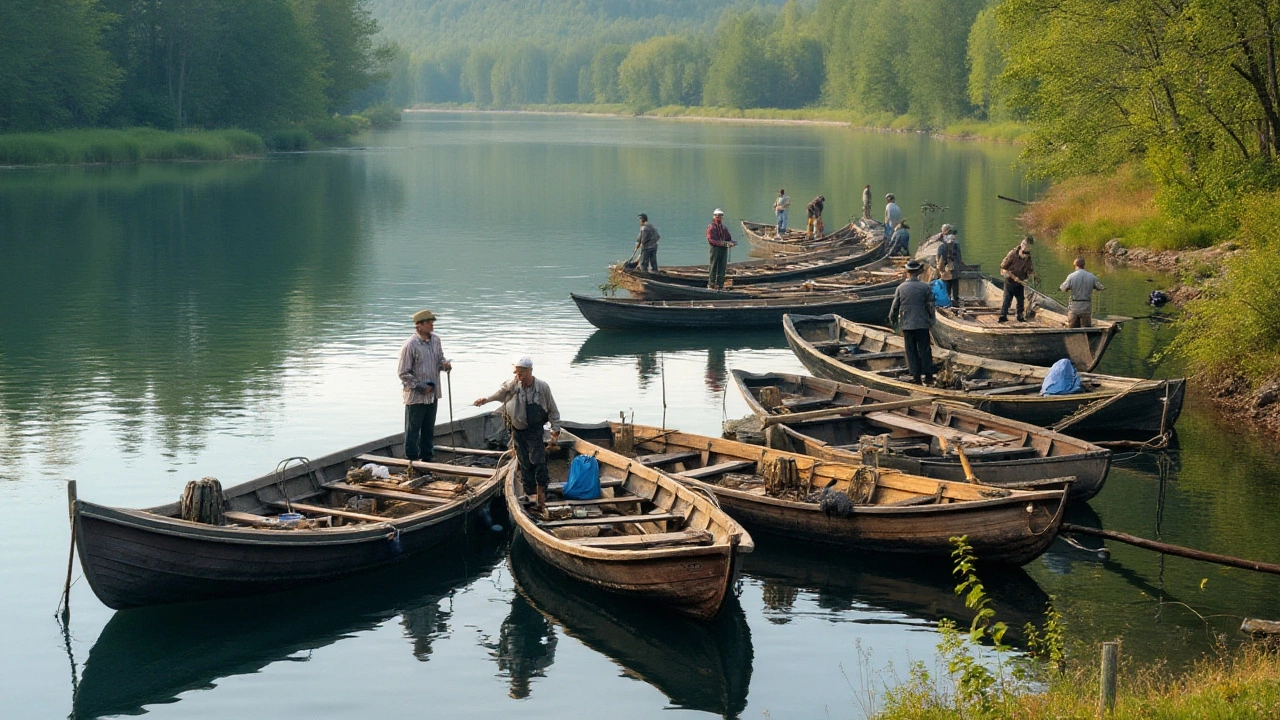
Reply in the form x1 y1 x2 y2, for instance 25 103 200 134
760 396 935 426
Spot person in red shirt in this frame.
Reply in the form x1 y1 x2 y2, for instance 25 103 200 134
706 208 736 289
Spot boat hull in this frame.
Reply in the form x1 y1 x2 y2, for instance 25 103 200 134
571 292 893 330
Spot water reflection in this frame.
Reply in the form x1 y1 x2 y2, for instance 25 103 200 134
742 540 1051 644
574 328 783 393
506 536 753 718
495 592 558 699
71 536 502 719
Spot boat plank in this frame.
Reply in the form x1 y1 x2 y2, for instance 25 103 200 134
539 512 684 529
323 481 450 506
354 454 495 478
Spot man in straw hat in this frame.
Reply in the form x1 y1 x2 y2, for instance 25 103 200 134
888 260 937 385
706 208 736 290
399 310 452 463
474 356 561 512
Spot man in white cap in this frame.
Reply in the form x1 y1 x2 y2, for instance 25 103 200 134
474 356 561 512
399 310 452 463
706 208 736 290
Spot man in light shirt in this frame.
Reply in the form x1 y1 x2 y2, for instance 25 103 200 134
474 356 561 512
398 310 452 462
884 193 902 242
1059 257 1106 327
774 189 791 233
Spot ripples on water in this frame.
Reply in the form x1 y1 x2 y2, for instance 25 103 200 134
2 114 1279 718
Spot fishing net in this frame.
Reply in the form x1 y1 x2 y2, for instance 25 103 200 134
180 477 226 525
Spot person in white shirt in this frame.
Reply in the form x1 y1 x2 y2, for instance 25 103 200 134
398 310 452 462
884 193 902 241
774 189 791 233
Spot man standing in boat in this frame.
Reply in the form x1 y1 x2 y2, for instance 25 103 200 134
862 184 872 220
937 226 962 306
805 195 825 239
888 260 936 385
1059 257 1106 327
998 235 1038 323
634 213 660 272
474 356 561 513
706 208 736 290
884 193 902 242
774 189 791 233
399 310 452 463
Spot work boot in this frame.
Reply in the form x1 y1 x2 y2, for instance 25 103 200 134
997 316 1007 323
1016 314 1025 322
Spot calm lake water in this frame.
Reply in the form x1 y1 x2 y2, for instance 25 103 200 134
3 112 1279 718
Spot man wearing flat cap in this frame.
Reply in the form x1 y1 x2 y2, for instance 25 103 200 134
888 260 936 385
635 213 660 272
399 310 452 463
474 356 561 513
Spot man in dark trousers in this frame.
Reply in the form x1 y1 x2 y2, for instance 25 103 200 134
805 195 825 239
998 235 1038 322
634 213 660 272
474 356 561 513
888 260 936 385
936 226 962 306
706 208 736 289
398 309 452 462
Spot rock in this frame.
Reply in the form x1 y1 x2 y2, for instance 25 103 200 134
1104 238 1127 256
1254 380 1280 409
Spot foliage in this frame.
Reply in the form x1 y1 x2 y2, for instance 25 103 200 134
619 36 707 109
359 102 402 128
0 128 264 165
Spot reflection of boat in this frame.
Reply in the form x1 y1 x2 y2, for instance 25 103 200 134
74 413 508 609
615 423 1069 566
572 328 783 365
784 313 1186 436
732 370 1112 501
508 536 752 717
610 238 888 292
742 539 1051 643
72 537 506 719
505 429 753 619
570 291 895 330
930 275 1121 371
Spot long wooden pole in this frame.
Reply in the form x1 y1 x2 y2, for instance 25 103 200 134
59 480 77 622
760 397 935 426
1062 523 1280 575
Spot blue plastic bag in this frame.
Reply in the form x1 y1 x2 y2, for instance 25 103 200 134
563 455 601 500
1040 358 1083 395
930 279 952 308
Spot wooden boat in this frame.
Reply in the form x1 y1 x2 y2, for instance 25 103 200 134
73 537 506 719
504 426 752 620
741 220 865 258
73 413 510 610
509 536 752 716
731 369 1112 501
627 254 910 301
782 313 1186 436
930 274 1121 371
593 422 1069 565
609 236 888 292
570 291 895 330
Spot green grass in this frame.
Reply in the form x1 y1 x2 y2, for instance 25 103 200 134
0 128 265 165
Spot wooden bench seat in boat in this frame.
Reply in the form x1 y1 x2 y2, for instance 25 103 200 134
270 501 388 524
225 511 289 528
354 454 495 478
635 450 701 467
539 512 684 529
567 530 714 550
675 460 758 479
544 495 644 509
864 411 999 446
547 477 626 492
324 481 450 505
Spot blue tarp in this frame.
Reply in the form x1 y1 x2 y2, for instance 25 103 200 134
563 454 601 500
1040 358 1083 395
930 279 952 308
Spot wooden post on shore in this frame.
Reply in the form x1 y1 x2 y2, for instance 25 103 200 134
1098 641 1118 717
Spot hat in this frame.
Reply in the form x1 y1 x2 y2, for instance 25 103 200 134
885 193 895 201
1022 235 1035 244
713 209 725 216
941 223 953 233
413 309 437 323
514 355 534 369
905 260 923 273
638 213 648 221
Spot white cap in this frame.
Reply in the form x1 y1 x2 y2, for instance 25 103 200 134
713 208 724 216
514 355 533 369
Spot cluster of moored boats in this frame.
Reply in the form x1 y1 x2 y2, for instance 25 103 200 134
71 219 1185 621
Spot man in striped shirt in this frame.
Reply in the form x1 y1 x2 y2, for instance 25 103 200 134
398 309 452 462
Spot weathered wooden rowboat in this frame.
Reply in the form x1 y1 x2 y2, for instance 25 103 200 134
504 428 753 620
570 291 895 330
741 220 866 258
731 369 1112 501
609 236 888 293
508 536 752 716
783 313 1186 436
627 254 910 301
931 275 1121 371
73 538 506 719
73 413 510 610
594 423 1069 565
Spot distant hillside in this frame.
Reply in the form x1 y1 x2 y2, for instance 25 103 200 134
368 0 787 50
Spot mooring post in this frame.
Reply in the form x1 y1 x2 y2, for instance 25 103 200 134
1098 641 1118 716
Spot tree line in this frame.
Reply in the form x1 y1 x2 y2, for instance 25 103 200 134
0 0 392 133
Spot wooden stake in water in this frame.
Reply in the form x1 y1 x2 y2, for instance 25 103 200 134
1098 641 1118 716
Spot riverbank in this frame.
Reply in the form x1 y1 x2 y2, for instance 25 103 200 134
407 103 1033 143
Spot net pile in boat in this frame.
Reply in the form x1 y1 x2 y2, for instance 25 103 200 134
180 477 225 525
